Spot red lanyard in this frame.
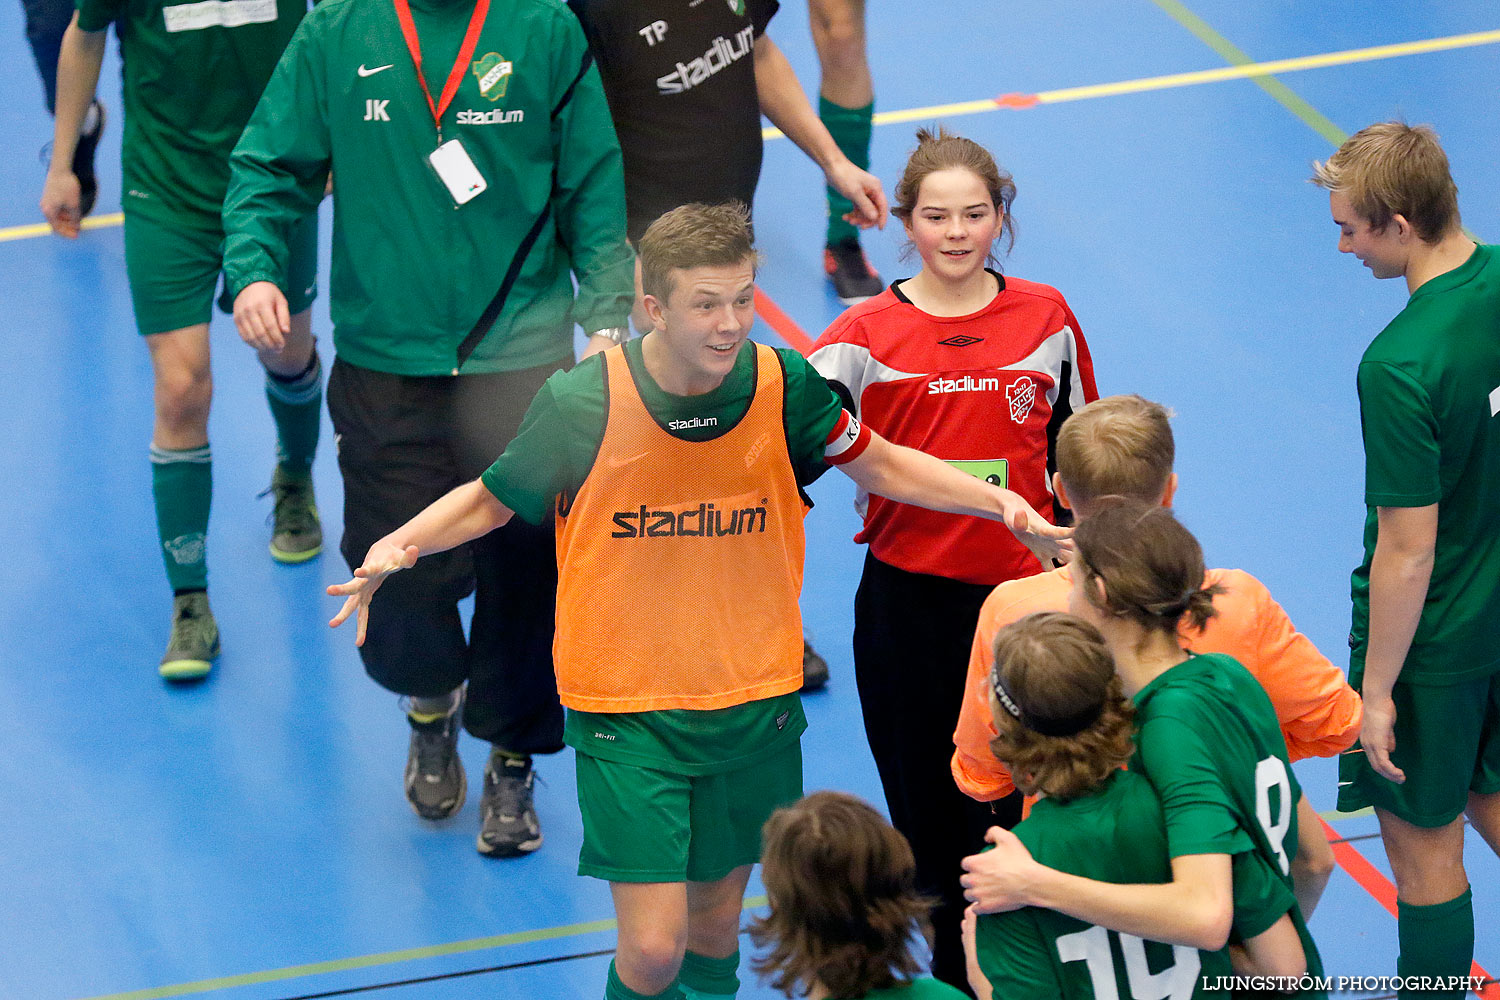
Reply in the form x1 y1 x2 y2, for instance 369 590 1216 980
391 0 490 143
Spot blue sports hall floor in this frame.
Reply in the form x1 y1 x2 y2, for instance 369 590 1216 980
1 1 1496 998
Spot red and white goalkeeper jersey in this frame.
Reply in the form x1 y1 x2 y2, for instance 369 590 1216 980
808 273 1098 585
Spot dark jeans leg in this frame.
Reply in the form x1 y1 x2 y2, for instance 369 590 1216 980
853 552 1022 995
327 359 471 698
450 361 567 755
21 0 72 112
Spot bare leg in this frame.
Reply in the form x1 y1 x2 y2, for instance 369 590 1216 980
808 0 871 107
612 881 689 996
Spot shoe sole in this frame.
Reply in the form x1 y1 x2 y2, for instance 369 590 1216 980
836 293 875 306
269 540 323 564
160 648 219 682
160 661 214 681
476 831 543 857
407 767 467 821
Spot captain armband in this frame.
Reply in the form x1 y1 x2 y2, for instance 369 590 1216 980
823 410 871 465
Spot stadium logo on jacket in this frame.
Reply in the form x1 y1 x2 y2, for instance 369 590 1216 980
472 53 513 101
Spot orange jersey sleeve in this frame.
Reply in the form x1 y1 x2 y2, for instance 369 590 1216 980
1193 569 1363 761
951 569 1072 801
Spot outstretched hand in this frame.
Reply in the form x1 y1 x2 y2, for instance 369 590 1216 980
328 541 419 646
960 825 1042 914
1000 494 1074 565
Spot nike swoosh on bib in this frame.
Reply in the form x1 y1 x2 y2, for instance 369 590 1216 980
357 63 394 77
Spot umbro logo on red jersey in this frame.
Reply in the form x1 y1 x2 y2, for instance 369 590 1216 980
938 334 984 347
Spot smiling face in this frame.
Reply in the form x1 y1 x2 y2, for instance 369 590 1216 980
1330 190 1409 280
904 167 1001 286
641 260 757 396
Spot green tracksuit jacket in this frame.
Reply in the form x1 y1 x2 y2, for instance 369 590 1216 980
222 0 633 375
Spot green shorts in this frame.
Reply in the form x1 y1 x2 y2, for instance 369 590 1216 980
1337 670 1500 826
575 740 803 883
124 209 318 336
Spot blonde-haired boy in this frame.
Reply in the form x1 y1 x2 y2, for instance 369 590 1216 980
1313 121 1500 997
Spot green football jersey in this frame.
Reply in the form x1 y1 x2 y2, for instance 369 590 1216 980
858 979 969 1000
1133 653 1324 997
480 337 843 773
76 0 308 225
975 770 1233 1000
480 337 843 525
1350 243 1500 685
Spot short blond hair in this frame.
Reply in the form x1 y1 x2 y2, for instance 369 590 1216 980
638 202 759 303
1056 395 1174 513
1311 121 1460 243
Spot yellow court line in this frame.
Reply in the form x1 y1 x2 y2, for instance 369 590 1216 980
762 26 1500 138
0 211 122 243
1035 27 1500 104
5 28 1496 238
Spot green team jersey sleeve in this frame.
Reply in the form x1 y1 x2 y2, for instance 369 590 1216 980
1357 360 1442 507
74 0 122 34
223 17 332 296
481 354 605 525
479 342 843 524
779 347 845 484
549 13 634 334
1136 709 1254 859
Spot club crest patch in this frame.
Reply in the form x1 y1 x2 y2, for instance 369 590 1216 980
726 0 745 14
472 53 513 101
1006 375 1037 424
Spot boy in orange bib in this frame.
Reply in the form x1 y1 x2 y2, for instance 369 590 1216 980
329 202 1069 1000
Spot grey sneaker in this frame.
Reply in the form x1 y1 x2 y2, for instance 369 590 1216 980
801 638 829 692
267 465 322 564
159 591 220 682
404 699 466 820
477 752 542 857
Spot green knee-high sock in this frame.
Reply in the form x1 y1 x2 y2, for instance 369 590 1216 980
820 95 874 247
678 949 739 1000
150 444 212 592
1396 889 1474 998
265 348 322 473
604 960 685 1000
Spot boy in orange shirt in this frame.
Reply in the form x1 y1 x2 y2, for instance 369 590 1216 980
951 394 1359 902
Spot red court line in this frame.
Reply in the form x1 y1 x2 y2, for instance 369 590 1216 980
1318 818 1497 997
754 288 816 355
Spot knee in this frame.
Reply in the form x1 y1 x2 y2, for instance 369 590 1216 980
686 908 741 958
616 925 687 994
155 366 212 431
1387 840 1467 902
811 1 863 64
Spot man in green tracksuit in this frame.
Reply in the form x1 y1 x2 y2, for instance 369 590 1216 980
223 0 634 857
